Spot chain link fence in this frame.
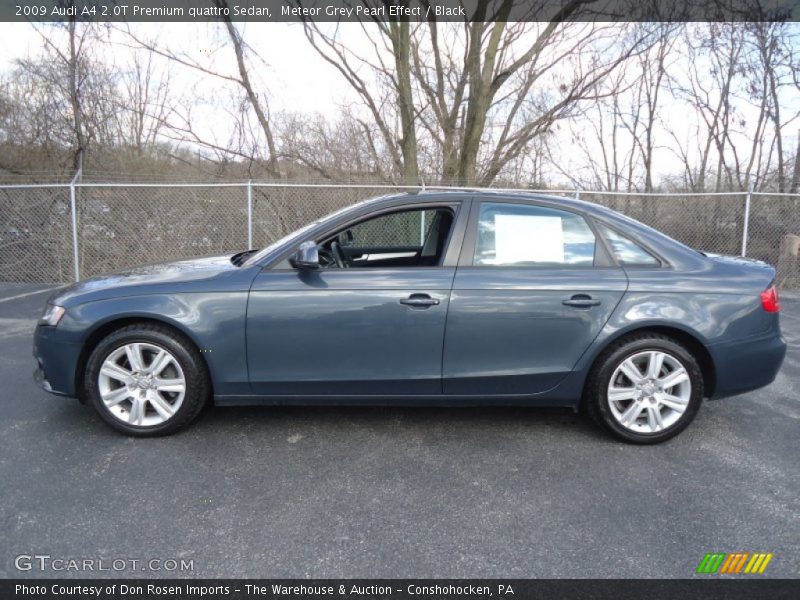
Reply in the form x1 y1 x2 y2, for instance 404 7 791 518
0 185 75 283
1 182 798 286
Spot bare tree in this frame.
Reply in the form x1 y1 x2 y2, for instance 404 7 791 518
665 23 799 193
279 111 394 181
2 14 796 194
637 23 677 191
214 0 280 176
743 21 799 192
117 48 174 157
297 1 647 185
122 5 281 176
29 3 98 172
791 129 800 194
668 23 745 191
555 23 679 193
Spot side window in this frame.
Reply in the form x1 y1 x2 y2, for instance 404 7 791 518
598 224 660 266
343 209 437 248
321 207 455 269
473 202 596 266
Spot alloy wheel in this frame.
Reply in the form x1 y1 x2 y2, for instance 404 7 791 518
97 342 186 427
606 350 691 434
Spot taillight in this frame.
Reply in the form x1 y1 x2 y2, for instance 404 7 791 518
761 285 780 313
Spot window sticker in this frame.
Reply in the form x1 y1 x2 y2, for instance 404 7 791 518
493 214 564 264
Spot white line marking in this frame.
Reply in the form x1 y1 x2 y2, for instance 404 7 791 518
0 287 60 304
0 318 38 336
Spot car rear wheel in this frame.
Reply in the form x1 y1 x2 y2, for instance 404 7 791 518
586 334 703 444
84 323 210 436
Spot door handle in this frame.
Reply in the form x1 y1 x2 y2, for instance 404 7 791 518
562 294 601 309
400 294 440 308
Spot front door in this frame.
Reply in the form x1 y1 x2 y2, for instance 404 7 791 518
246 202 465 396
443 200 628 396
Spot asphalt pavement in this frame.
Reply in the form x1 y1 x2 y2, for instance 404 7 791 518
0 282 797 578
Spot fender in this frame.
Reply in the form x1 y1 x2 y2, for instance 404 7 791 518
64 292 251 396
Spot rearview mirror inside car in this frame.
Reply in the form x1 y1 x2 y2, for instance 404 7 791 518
340 229 354 246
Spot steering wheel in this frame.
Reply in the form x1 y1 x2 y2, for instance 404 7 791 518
330 240 347 269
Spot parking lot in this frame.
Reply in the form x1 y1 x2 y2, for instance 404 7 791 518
0 282 798 578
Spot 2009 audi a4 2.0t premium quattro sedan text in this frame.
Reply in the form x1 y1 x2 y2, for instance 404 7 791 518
33 192 786 443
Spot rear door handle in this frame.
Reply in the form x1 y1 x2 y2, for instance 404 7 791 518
562 294 601 309
400 293 440 308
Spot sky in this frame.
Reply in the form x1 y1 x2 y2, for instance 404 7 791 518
0 21 356 114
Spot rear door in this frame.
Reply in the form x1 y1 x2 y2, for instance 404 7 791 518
443 199 628 396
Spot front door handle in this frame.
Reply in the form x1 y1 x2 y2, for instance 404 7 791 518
400 294 440 309
562 294 601 309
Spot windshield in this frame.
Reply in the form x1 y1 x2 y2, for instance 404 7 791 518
241 195 391 267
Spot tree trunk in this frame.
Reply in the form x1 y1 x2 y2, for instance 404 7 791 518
217 2 280 177
68 13 85 172
391 20 419 184
790 130 800 194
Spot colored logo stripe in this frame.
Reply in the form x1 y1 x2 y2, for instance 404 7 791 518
744 553 773 574
719 553 749 574
697 553 726 574
697 552 773 574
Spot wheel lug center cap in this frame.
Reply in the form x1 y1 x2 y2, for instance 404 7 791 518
132 373 153 390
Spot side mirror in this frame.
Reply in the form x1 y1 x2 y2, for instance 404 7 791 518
290 240 320 269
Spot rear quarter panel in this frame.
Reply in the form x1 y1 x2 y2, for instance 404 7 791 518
555 257 779 403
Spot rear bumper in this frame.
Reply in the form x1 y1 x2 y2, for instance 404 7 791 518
33 324 80 398
709 332 787 399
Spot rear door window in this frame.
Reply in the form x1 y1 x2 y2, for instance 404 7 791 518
473 202 596 266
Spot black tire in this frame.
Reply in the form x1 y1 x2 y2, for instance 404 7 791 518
83 323 210 436
585 334 703 444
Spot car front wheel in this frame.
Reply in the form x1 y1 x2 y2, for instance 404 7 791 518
586 334 704 444
83 323 210 436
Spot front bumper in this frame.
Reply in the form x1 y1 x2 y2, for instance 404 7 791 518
709 332 787 399
33 364 64 395
33 324 81 398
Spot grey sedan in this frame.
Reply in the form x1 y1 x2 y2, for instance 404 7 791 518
33 191 786 443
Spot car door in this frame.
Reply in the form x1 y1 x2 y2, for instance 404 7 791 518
443 199 628 396
246 199 469 397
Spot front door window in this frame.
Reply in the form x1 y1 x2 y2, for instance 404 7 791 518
318 207 455 268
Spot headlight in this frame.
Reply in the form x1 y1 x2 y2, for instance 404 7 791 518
39 304 66 327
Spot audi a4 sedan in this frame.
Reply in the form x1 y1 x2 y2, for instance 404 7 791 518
33 191 786 443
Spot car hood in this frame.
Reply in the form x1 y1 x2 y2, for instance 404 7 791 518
50 254 248 307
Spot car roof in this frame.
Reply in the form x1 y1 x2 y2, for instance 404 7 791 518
381 189 612 216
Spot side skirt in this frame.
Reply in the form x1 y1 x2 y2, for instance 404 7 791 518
213 393 579 408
